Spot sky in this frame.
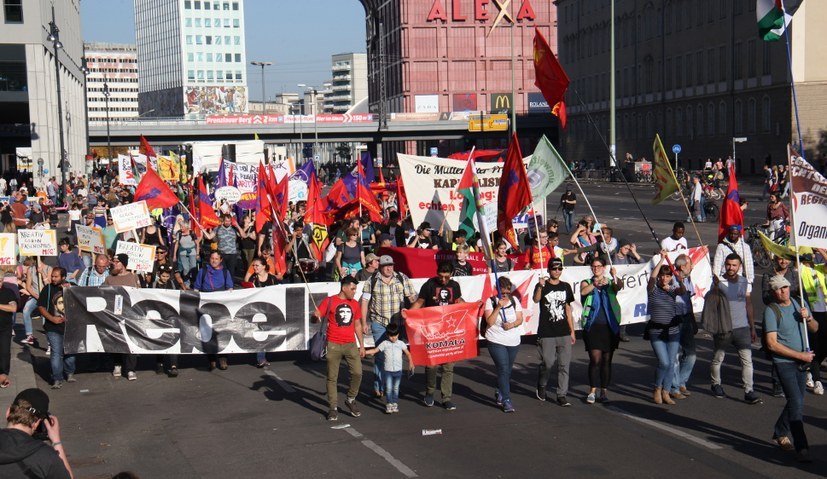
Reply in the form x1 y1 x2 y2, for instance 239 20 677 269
81 0 367 102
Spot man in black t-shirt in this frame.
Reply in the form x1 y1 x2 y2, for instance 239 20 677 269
37 268 74 389
409 261 464 410
532 258 576 406
0 284 18 388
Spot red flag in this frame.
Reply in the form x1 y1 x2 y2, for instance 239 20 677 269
378 166 386 185
718 164 744 242
227 163 235 186
497 133 533 250
139 135 157 158
271 218 288 276
397 176 408 219
327 178 352 209
533 28 570 128
255 162 273 233
355 182 383 222
134 166 179 210
188 183 202 232
197 175 220 228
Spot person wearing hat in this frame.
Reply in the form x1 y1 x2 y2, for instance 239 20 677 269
559 185 576 234
360 254 417 398
355 253 381 282
712 224 754 285
104 254 141 381
533 258 576 406
798 249 827 396
0 388 73 477
761 253 801 397
376 233 394 249
763 274 818 462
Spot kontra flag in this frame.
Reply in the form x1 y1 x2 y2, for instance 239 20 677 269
789 145 827 248
652 134 679 204
533 28 570 128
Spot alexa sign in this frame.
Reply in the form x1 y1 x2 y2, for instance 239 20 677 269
427 0 536 23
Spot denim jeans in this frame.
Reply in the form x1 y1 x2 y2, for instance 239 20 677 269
46 332 75 384
325 341 362 411
384 370 403 404
672 315 697 390
710 327 754 392
370 321 388 393
488 342 520 402
562 210 574 233
537 336 572 397
774 361 809 452
650 334 680 390
178 248 198 279
23 297 38 336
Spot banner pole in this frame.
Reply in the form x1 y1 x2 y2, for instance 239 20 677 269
786 144 810 352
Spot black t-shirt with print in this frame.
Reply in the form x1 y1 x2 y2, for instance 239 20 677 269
418 277 462 307
537 281 575 338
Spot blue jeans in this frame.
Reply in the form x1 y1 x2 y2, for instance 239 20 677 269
23 297 38 336
672 315 697 390
46 331 75 384
650 333 679 390
488 342 519 402
178 248 198 279
384 370 403 404
370 321 388 393
562 210 574 233
774 361 809 452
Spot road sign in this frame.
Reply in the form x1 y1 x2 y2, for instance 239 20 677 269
314 155 320 161
468 114 509 132
429 147 438 157
672 144 681 154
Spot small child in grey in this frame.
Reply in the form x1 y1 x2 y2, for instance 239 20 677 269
365 323 414 413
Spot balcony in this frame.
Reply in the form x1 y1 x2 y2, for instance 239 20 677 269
331 84 351 92
332 63 351 72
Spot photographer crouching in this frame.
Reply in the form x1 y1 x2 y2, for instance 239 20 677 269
0 388 73 478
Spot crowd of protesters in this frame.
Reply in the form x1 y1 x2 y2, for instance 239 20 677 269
0 160 823 465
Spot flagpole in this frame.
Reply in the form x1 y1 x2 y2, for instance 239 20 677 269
781 0 805 154
786 144 810 352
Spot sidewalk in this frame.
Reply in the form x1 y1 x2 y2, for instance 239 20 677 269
0 330 39 405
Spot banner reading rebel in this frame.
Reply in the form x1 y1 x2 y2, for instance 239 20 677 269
789 146 827 247
404 302 481 366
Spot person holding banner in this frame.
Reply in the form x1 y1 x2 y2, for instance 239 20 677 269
409 262 464 410
671 254 697 399
151 265 180 378
104 254 141 381
483 276 524 413
645 254 684 405
579 257 623 404
249 256 280 369
194 251 234 371
37 268 75 389
534 258 576 407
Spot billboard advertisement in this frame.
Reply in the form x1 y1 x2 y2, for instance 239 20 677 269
528 92 550 113
185 86 248 119
415 94 440 113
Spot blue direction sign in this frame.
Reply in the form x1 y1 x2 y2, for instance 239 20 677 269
672 144 681 154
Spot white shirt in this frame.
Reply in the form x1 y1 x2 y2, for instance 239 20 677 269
484 297 523 347
661 236 688 252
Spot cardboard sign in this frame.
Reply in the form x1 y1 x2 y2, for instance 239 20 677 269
0 233 15 266
115 240 156 273
17 229 57 256
215 186 241 205
111 201 152 233
76 225 106 255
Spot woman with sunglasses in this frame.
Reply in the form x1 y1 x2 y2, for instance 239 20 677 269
580 256 623 404
646 253 685 404
483 276 524 413
334 227 365 280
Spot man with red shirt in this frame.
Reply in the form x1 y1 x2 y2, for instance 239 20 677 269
313 276 365 421
523 232 566 270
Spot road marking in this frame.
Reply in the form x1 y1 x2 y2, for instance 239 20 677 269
605 405 723 450
265 370 295 394
341 426 418 477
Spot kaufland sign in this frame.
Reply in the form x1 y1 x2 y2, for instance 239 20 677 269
426 0 536 24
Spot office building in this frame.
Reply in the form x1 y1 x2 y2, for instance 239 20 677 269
84 43 139 123
328 52 368 113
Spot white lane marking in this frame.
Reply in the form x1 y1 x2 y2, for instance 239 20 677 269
605 405 723 450
341 427 418 477
265 370 296 394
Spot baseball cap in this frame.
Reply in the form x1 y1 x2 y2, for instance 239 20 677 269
768 275 791 291
379 255 395 266
365 253 380 263
116 253 130 266
548 258 564 270
13 388 50 418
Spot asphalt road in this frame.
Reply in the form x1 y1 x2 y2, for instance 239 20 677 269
4 180 826 478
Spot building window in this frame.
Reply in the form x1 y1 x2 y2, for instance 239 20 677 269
747 39 756 77
707 49 715 84
195 35 203 45
194 1 200 9
234 36 240 45
206 53 212 61
234 53 240 62
748 97 757 133
224 2 230 10
188 70 195 81
233 2 239 10
235 72 241 80
233 18 239 28
734 42 742 79
719 45 727 81
204 1 210 9
225 53 231 62
719 101 727 134
696 104 704 136
186 35 193 45
184 0 191 9
762 42 771 75
734 99 743 133
185 18 192 27
207 71 214 81
195 18 201 27
762 96 771 132
215 36 222 45
3 0 22 22
206 36 212 45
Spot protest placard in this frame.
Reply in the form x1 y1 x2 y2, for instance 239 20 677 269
76 225 106 255
17 229 57 256
115 240 156 273
111 200 152 233
0 233 16 266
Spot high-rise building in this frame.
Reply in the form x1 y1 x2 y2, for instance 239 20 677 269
555 0 824 170
327 53 368 113
84 43 139 123
0 0 87 182
134 0 248 119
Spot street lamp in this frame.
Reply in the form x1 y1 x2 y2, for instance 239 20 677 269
297 84 306 161
81 55 90 167
732 137 747 171
138 109 156 118
299 83 329 163
250 61 272 114
103 81 112 170
48 17 67 202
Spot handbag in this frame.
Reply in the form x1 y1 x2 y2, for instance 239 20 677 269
309 298 332 361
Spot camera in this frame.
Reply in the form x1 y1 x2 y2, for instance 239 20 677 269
32 414 52 441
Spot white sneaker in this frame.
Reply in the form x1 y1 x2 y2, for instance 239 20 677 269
127 371 137 381
806 372 814 389
112 365 122 377
814 381 824 396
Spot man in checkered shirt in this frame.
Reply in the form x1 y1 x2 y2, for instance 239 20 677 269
360 255 417 398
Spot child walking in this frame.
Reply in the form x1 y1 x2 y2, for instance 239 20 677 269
365 323 415 413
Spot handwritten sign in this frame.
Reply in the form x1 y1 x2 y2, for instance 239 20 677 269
18 229 57 257
0 233 15 265
215 186 241 205
111 201 152 233
76 225 106 255
115 241 156 273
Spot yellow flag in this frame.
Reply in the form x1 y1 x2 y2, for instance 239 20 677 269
652 134 679 204
757 230 811 260
254 133 260 140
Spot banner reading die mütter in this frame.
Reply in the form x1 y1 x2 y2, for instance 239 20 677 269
404 302 482 367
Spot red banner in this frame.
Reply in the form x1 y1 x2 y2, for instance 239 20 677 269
378 247 487 278
404 302 481 366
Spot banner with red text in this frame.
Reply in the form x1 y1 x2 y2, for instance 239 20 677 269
404 302 481 366
789 147 827 247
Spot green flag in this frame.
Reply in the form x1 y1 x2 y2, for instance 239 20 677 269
527 135 569 202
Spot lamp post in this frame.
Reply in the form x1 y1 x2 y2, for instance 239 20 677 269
298 83 329 163
297 84 307 162
103 81 112 171
81 55 90 167
48 17 67 202
250 61 272 114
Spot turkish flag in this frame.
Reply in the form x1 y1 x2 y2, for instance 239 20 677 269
404 302 481 366
134 166 179 210
497 133 533 250
533 28 570 128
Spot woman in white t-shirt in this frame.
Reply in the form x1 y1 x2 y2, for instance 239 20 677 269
484 276 524 413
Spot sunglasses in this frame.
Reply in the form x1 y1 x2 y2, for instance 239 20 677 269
550 267 564 271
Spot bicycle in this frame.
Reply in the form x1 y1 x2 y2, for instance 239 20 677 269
746 223 773 269
703 201 719 222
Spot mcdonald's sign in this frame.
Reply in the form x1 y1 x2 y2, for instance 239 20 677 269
490 93 512 114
